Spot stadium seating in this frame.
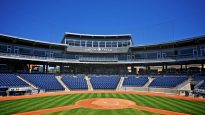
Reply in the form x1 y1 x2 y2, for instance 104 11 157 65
192 75 205 81
61 75 88 90
90 75 120 89
149 76 188 88
123 76 148 87
0 73 29 87
20 74 64 91
198 82 205 89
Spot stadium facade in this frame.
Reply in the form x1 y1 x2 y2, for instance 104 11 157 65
0 32 205 97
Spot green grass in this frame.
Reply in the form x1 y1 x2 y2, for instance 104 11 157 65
45 108 159 115
0 93 205 115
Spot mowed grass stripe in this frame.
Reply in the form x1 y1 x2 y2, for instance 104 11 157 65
45 108 159 115
161 97 205 110
125 94 147 105
1 93 205 115
18 95 63 112
130 94 158 107
12 95 64 113
35 95 71 109
1 95 62 115
154 96 205 115
143 96 184 112
2 94 78 115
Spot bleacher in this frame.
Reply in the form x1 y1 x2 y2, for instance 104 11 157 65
61 74 88 90
123 76 148 87
192 75 205 81
149 76 188 88
198 82 205 89
0 73 29 87
90 75 120 89
20 74 64 91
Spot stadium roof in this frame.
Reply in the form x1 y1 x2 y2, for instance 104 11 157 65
64 32 132 38
130 35 205 50
0 34 66 48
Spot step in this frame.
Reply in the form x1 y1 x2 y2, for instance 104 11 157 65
56 76 70 91
17 75 37 89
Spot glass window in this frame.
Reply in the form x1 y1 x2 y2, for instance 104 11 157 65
65 40 69 44
118 42 123 47
93 41 98 47
123 41 128 47
127 41 130 46
74 40 80 46
87 41 92 47
106 41 112 47
200 46 205 56
99 41 105 47
68 40 74 46
0 44 8 53
81 41 86 47
179 48 193 55
112 42 117 47
147 52 157 59
19 47 31 55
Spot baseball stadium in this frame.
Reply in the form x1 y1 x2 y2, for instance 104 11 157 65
0 32 205 115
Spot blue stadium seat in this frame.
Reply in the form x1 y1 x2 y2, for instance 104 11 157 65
90 75 120 89
198 82 205 89
123 76 148 87
149 76 188 88
20 74 64 91
192 75 205 81
61 74 88 90
0 73 29 87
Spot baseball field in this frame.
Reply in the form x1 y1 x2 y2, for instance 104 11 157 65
0 91 205 115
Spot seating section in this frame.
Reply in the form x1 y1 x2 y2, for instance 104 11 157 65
90 75 120 89
192 75 205 81
61 75 88 90
123 77 148 87
149 76 188 88
198 82 205 89
0 73 29 87
20 74 64 91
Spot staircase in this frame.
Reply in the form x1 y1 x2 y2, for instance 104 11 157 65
194 80 204 89
144 77 155 87
116 77 124 90
85 75 93 91
176 78 191 90
17 75 37 89
56 76 70 91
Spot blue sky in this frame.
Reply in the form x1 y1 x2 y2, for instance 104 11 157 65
0 0 205 45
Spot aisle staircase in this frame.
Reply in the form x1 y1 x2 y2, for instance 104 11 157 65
116 77 124 90
56 76 70 91
85 75 93 91
17 75 37 89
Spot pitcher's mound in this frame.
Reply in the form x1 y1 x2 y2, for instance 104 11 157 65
76 98 136 110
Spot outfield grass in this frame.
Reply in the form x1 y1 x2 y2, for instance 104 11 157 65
0 93 205 115
46 108 159 115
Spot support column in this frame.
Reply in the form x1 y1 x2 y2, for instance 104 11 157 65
185 64 188 74
165 65 168 74
180 64 183 73
43 65 46 73
201 63 204 74
28 64 31 73
131 66 136 74
60 64 64 74
46 65 48 73
162 65 165 74
146 66 150 75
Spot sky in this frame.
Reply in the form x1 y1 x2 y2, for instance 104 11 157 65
0 0 205 45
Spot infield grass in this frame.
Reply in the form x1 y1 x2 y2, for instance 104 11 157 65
46 108 159 115
0 93 205 115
